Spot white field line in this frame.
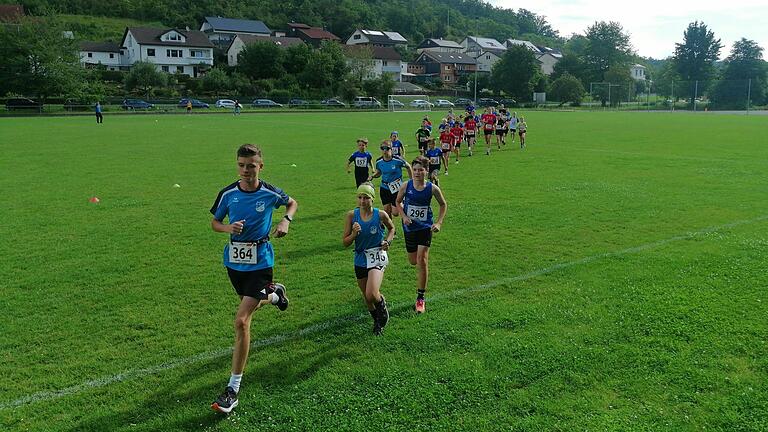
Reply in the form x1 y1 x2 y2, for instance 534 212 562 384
544 144 764 165
2 214 767 411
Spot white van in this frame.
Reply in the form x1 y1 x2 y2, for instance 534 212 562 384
353 96 382 108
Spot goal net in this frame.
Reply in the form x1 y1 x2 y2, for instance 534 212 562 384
388 95 432 112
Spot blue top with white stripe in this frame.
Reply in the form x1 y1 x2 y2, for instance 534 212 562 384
353 208 383 267
375 156 406 189
402 180 433 233
210 180 290 271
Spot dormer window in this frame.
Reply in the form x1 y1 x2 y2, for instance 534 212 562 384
163 31 184 42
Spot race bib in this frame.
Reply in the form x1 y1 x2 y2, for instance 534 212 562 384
407 205 429 221
364 247 389 268
229 241 258 265
441 142 451 150
466 130 475 136
392 146 401 155
387 178 402 194
355 157 368 168
429 156 440 165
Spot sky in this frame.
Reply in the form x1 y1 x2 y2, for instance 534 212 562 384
488 0 768 60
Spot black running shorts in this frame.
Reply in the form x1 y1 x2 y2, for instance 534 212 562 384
226 267 273 299
404 229 432 253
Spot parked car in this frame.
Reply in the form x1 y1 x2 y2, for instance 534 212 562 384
388 99 405 108
251 99 283 108
5 97 43 111
478 98 499 107
498 98 517 107
215 99 237 108
178 98 209 108
409 99 434 108
353 96 382 108
454 98 474 107
320 98 347 107
434 99 455 108
121 99 154 110
289 98 309 107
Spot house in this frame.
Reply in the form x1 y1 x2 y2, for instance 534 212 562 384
411 51 477 85
416 38 463 54
505 38 542 55
346 29 408 47
344 45 403 81
120 27 215 77
200 16 271 48
286 22 340 47
0 4 24 22
460 36 506 55
79 41 123 70
474 50 503 73
536 51 562 75
227 34 304 67
631 64 646 80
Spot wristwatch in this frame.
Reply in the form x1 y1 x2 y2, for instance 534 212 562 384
283 214 293 222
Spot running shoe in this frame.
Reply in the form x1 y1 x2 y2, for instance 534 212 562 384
271 282 289 311
415 298 426 314
377 296 390 328
211 386 238 413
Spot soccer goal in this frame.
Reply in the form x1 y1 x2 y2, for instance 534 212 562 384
388 95 433 112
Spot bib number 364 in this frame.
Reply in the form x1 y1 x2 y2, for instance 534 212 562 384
365 247 389 268
229 242 258 264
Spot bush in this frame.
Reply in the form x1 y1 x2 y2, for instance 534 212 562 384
267 89 291 104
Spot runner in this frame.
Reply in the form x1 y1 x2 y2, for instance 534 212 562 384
395 156 447 314
495 108 508 150
480 107 496 155
450 119 464 163
390 131 405 159
438 118 449 133
425 139 443 186
463 114 477 157
369 141 412 219
415 122 431 156
508 111 518 145
342 183 395 335
438 126 453 175
346 137 373 187
518 116 527 148
209 144 298 414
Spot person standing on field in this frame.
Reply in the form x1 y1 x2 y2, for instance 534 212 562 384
95 101 103 124
342 183 395 335
395 156 447 314
209 144 298 414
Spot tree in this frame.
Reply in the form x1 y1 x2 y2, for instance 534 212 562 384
549 73 585 105
673 21 722 82
238 41 285 81
552 52 588 84
583 21 634 83
711 38 767 108
346 45 375 86
604 64 635 106
283 43 312 75
0 17 85 100
299 41 348 95
490 45 540 101
124 61 167 97
202 67 230 96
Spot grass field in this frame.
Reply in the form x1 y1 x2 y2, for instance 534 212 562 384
1 110 767 431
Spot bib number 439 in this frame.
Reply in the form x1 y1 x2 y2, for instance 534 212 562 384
229 242 258 264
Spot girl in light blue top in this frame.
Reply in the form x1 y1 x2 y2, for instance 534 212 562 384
343 183 395 335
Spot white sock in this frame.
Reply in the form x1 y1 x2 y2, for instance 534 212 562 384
268 292 279 304
228 373 243 393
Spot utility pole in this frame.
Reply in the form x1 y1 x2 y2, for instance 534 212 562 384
473 18 478 104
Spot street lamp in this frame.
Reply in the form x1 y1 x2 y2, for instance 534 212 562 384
473 17 478 104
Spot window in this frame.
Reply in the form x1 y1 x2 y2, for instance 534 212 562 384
176 66 184 73
190 50 205 58
87 52 93 58
166 49 182 58
167 32 181 41
382 60 388 66
486 55 491 60
147 49 155 57
444 75 451 81
162 66 169 72
353 34 361 40
109 53 114 59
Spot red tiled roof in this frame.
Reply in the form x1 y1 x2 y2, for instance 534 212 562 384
0 4 24 22
298 27 340 41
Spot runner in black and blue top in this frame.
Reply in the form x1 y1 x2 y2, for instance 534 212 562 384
346 137 373 187
390 131 405 159
369 140 412 218
343 183 396 335
395 156 447 314
425 139 443 187
209 144 298 414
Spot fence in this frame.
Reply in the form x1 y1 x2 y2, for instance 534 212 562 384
586 78 765 112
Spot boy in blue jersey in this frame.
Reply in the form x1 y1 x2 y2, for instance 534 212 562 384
390 131 405 159
346 137 373 187
342 183 396 335
369 141 412 218
425 139 443 187
395 156 447 314
209 144 298 414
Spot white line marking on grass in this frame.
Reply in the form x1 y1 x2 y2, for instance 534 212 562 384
2 214 767 411
546 144 763 165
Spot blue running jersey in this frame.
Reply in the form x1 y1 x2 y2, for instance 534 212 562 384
210 180 290 271
391 139 403 157
353 208 384 267
375 156 406 190
425 148 442 168
402 180 433 233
